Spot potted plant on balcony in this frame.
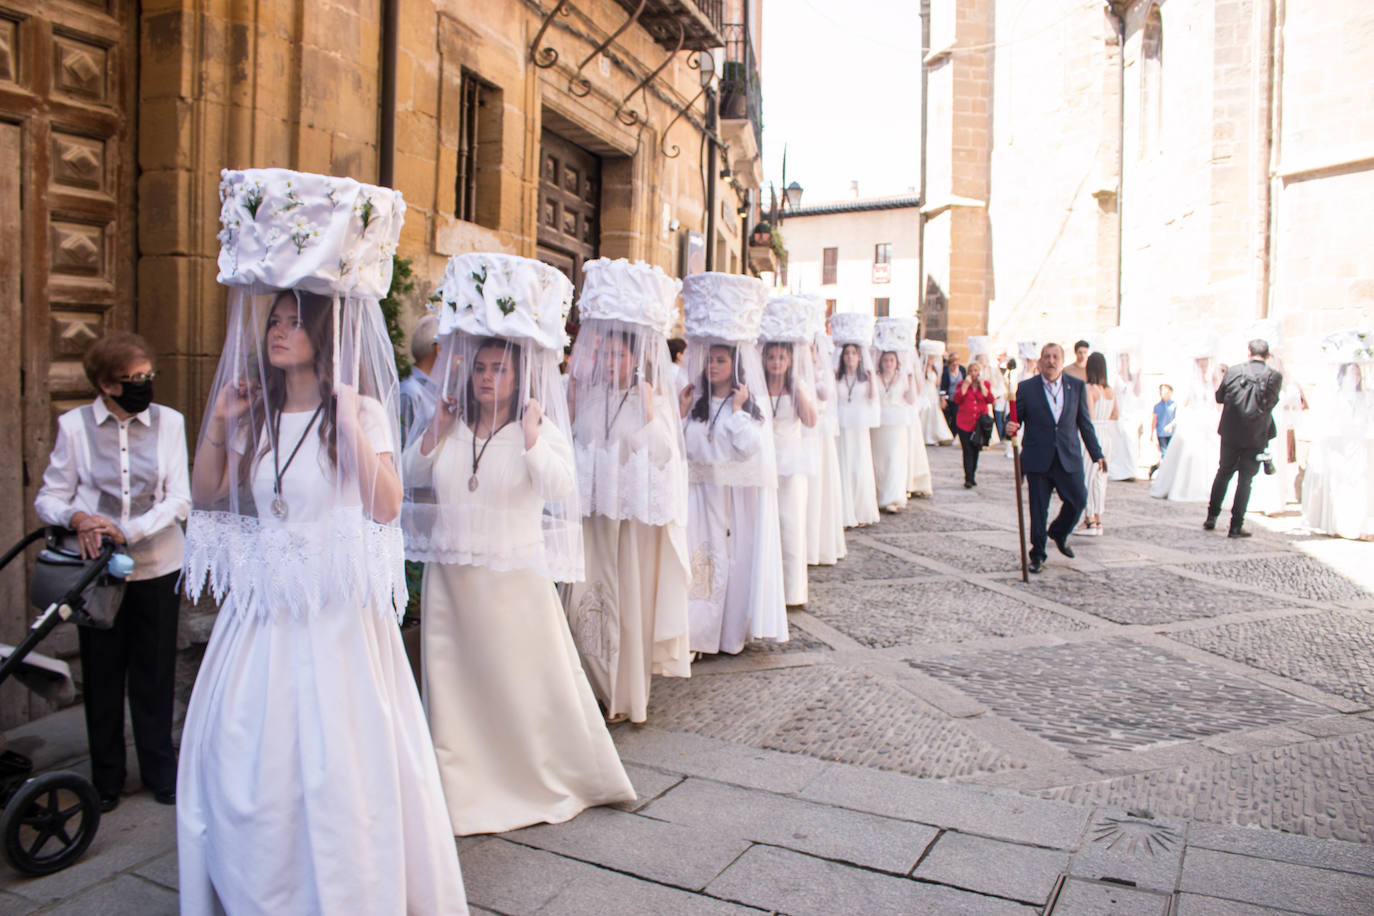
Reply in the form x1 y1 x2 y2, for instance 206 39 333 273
719 60 748 119
751 221 772 248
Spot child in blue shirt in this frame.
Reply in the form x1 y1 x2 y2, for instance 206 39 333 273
1149 383 1178 476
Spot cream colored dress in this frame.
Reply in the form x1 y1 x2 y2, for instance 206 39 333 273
836 377 880 527
771 391 809 605
407 421 634 835
871 378 913 510
806 393 847 565
567 385 690 724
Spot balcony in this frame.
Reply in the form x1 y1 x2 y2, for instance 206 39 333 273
718 22 764 189
611 0 725 51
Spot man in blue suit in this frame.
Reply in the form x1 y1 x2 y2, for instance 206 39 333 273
1003 342 1106 573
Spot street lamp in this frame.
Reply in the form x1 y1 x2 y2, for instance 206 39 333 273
784 181 803 211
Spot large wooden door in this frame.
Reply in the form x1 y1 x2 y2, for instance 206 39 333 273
0 2 138 725
536 128 600 298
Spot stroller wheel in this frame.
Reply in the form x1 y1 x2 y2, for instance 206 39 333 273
1 771 101 876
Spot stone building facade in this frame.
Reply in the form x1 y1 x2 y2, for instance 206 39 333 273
0 0 764 725
920 0 1374 382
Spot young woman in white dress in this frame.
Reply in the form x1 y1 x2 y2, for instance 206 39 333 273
179 171 465 915
404 253 633 835
1302 335 1374 539
565 258 690 724
919 344 955 446
832 313 882 527
1150 346 1225 503
871 349 918 513
1081 352 1119 535
760 303 818 606
680 272 787 655
806 327 848 565
1108 345 1145 480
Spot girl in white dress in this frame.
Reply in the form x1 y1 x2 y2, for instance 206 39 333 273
179 169 465 915
1302 331 1374 539
1108 342 1145 480
680 272 787 655
565 258 690 724
403 253 633 835
1082 351 1119 534
760 295 819 606
1151 343 1225 504
919 343 955 446
807 326 848 565
871 317 920 512
832 313 882 527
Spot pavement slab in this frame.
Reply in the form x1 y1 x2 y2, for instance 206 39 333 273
34 874 178 915
1067 808 1187 892
1186 555 1374 603
1178 847 1374 914
705 844 1038 916
640 777 940 874
912 831 1069 904
1048 877 1172 915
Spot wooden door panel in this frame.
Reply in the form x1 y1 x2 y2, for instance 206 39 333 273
537 128 600 296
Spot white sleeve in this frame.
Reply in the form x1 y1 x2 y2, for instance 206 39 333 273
34 414 81 528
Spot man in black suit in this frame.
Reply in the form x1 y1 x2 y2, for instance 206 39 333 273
1004 343 1105 573
1205 338 1283 538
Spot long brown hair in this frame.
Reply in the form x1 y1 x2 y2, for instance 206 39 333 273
239 290 338 490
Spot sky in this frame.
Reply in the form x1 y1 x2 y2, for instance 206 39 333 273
760 0 923 206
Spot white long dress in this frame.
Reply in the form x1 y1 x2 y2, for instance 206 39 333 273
806 396 847 566
1302 381 1374 538
685 397 787 654
871 379 912 510
567 386 691 724
1108 377 1143 481
922 368 954 445
408 421 634 835
772 391 809 605
178 407 467 915
1150 379 1224 504
836 377 880 527
1083 388 1115 518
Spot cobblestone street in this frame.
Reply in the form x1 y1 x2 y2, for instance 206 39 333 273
4 445 1373 914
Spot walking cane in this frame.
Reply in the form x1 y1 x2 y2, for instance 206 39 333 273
1009 402 1029 582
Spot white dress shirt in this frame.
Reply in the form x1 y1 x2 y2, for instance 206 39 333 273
1042 376 1064 423
35 398 190 581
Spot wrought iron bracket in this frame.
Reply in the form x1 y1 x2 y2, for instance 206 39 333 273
570 0 647 97
614 20 685 126
530 0 573 69
661 87 707 159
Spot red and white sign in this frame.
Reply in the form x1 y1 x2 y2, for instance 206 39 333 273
872 263 891 283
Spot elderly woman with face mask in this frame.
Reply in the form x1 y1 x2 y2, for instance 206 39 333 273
35 331 190 813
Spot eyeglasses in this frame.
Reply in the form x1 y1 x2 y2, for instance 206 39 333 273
116 372 158 384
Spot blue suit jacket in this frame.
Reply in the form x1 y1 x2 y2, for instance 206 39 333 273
1015 374 1104 474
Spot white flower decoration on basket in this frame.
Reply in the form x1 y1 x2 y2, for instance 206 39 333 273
216 168 406 299
829 311 875 347
761 295 819 343
682 272 767 342
875 317 918 353
433 252 572 352
1015 340 1039 360
577 258 682 337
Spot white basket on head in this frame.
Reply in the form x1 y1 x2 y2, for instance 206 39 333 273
577 257 681 337
830 311 875 347
681 272 767 342
433 252 573 351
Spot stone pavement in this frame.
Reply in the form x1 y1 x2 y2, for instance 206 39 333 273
4 445 1374 914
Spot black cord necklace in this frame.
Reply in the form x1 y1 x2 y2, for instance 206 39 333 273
469 414 513 491
707 392 732 440
844 376 858 403
270 403 324 519
604 387 632 441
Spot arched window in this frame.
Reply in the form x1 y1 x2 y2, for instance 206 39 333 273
1139 4 1163 158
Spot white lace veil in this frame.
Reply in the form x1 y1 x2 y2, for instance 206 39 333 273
568 259 688 527
874 317 920 426
681 273 776 488
184 168 408 621
831 312 881 429
760 295 820 477
400 253 583 582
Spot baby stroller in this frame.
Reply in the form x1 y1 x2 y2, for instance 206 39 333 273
0 527 132 876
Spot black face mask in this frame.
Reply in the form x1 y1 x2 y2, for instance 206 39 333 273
111 379 154 415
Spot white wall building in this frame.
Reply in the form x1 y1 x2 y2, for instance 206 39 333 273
777 189 922 320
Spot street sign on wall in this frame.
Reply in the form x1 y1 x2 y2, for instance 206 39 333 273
872 263 891 283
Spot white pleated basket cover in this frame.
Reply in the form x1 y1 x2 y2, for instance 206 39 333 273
830 311 875 347
682 272 767 342
578 257 681 335
432 252 572 351
1321 328 1374 363
1017 340 1040 360
760 295 815 343
216 167 405 298
918 338 946 358
875 317 918 353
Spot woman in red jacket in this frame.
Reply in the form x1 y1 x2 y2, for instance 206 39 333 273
953 360 996 487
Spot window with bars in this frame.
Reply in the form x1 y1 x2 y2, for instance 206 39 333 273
873 298 890 317
456 70 501 227
874 242 892 264
822 247 838 285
